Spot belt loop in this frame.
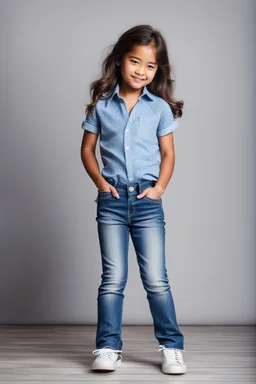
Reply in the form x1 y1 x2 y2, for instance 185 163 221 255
138 180 142 195
107 177 118 188
113 178 118 189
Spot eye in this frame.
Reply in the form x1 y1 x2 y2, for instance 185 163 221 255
130 59 155 69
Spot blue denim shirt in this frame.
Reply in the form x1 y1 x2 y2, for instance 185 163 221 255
81 82 179 183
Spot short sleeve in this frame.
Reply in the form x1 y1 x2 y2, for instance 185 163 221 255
157 101 179 137
81 105 101 134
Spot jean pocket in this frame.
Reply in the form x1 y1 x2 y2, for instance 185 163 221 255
144 195 162 203
95 191 113 202
97 190 111 193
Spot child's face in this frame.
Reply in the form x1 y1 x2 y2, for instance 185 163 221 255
118 44 158 91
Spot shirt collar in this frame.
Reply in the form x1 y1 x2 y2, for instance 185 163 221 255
108 82 154 103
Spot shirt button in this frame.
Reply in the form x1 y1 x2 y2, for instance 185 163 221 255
126 146 129 150
129 186 134 192
126 129 129 133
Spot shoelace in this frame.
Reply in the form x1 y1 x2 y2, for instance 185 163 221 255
92 348 122 360
158 346 185 364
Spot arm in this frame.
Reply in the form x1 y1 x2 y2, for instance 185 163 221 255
154 101 179 195
155 132 175 194
80 105 112 191
136 132 175 200
80 131 119 197
80 130 102 188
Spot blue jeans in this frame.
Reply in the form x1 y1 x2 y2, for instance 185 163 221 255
94 176 184 351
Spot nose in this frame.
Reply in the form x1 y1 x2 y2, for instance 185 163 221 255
135 67 144 76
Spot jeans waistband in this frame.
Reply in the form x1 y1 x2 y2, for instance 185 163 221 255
103 176 157 195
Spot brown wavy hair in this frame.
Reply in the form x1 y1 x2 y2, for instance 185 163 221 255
84 24 183 119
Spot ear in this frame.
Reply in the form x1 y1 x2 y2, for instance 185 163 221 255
115 60 120 66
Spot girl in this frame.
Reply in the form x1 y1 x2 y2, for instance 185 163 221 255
80 24 187 375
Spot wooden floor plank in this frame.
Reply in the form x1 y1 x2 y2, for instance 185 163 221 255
0 325 255 382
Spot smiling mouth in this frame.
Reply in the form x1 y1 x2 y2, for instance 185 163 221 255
132 76 145 81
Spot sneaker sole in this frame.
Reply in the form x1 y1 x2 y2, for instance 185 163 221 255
92 359 122 371
162 364 187 374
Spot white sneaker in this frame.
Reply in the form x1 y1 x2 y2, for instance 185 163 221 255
91 347 122 371
158 345 187 374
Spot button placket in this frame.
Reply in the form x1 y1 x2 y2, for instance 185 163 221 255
122 100 141 183
124 120 134 182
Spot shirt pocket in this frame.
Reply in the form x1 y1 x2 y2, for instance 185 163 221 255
136 116 159 142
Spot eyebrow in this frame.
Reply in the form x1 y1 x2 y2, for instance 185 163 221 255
128 55 157 65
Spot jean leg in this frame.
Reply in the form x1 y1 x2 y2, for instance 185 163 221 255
130 201 184 350
96 215 129 351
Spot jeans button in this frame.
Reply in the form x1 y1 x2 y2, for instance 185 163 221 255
129 186 134 192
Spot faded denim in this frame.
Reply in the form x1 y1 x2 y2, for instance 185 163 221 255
94 176 184 351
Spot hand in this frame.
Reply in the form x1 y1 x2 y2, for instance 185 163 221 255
97 181 120 199
136 185 163 200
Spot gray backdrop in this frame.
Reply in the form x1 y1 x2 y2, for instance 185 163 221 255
1 0 255 325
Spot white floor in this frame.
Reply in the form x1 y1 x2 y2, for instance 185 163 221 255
0 325 255 383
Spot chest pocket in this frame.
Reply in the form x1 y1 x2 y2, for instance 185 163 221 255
135 116 159 142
